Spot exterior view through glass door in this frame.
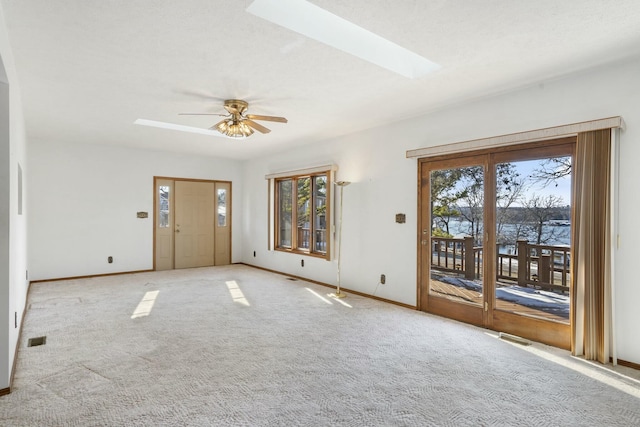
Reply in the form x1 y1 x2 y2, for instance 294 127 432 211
422 156 486 327
419 139 574 349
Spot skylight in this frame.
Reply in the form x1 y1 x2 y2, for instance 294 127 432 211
134 119 227 137
246 0 440 79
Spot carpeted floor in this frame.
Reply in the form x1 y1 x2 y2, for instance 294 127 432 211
1 265 640 426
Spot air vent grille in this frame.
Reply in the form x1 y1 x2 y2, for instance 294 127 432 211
28 336 47 347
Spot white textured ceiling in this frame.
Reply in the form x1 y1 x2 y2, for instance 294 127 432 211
3 0 640 160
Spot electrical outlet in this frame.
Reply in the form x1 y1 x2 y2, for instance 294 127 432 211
108 256 113 264
253 251 256 257
301 259 304 267
380 274 386 284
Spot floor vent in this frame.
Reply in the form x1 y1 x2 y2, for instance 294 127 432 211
499 332 531 346
28 336 47 347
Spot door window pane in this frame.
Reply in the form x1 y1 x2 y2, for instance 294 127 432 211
495 157 571 324
313 176 327 253
278 180 293 248
159 186 170 228
429 165 484 305
217 188 227 227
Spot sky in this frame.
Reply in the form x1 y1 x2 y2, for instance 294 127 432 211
510 157 572 207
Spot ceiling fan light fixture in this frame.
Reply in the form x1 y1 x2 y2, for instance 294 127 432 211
215 120 229 134
179 98 286 139
216 119 254 138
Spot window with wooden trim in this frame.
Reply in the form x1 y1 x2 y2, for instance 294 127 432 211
274 172 330 258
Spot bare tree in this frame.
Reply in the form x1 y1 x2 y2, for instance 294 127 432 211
522 194 567 245
455 166 484 244
531 156 572 188
495 163 526 245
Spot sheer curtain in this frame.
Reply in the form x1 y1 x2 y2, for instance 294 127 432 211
572 129 612 363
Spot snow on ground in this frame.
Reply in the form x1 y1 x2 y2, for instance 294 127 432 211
436 274 570 317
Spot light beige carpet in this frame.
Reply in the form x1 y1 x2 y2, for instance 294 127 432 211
1 265 640 426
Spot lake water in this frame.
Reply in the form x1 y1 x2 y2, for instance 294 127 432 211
444 219 571 253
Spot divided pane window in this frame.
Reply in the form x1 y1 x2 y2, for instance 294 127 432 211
297 177 311 249
313 176 327 253
278 180 293 248
275 172 330 258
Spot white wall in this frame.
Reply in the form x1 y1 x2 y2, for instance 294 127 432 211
242 55 640 364
0 3 29 391
28 141 243 281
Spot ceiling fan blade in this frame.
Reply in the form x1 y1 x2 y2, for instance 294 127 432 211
178 113 227 116
246 114 288 123
244 119 271 134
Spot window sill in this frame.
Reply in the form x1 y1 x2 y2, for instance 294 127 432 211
275 247 330 260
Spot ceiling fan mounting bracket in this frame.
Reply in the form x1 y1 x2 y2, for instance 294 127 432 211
224 99 249 115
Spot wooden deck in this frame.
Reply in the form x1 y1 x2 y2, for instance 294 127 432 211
429 278 568 323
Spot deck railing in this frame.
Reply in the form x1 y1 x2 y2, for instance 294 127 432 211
431 237 570 293
297 227 327 251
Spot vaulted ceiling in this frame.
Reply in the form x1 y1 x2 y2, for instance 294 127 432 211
3 1 640 160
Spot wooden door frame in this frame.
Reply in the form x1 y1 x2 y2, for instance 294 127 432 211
153 176 232 270
417 137 575 349
418 154 488 327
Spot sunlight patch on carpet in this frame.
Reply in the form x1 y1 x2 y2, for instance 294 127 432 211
131 290 159 319
226 280 250 306
502 337 640 400
330 296 353 308
305 288 333 305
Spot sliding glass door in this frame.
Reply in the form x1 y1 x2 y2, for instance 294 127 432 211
419 139 574 349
